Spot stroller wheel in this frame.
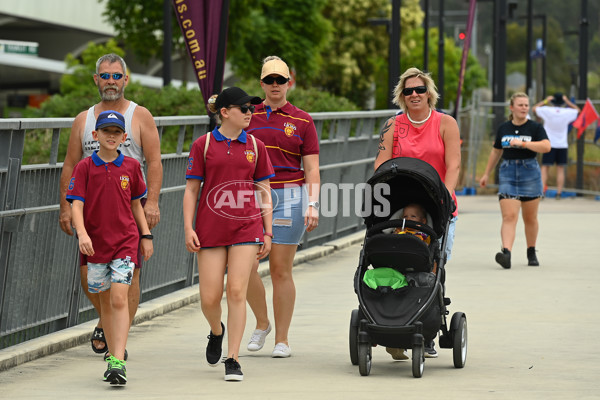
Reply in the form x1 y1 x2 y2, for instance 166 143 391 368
358 342 372 376
451 313 468 368
412 345 424 378
349 309 359 366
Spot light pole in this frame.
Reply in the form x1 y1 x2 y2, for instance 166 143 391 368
576 0 589 191
525 0 533 95
390 0 400 109
162 0 172 86
369 0 401 109
437 0 445 109
492 0 508 133
423 0 429 72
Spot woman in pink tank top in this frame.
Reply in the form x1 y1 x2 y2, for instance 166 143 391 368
373 67 461 360
374 67 461 202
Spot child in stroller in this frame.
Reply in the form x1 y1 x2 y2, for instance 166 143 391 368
390 203 431 244
384 202 436 360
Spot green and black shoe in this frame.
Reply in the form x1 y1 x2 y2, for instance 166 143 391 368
104 355 127 385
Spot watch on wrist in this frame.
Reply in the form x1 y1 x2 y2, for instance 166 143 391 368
141 234 153 240
308 201 320 211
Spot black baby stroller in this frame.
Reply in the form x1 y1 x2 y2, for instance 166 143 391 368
349 157 467 378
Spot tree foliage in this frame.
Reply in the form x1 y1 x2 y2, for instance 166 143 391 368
507 17 581 97
29 0 496 118
98 0 185 64
401 27 487 110
318 0 391 108
318 0 425 109
226 0 332 83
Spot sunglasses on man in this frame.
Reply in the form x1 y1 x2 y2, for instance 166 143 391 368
262 76 289 85
229 104 256 114
98 73 124 80
402 86 427 96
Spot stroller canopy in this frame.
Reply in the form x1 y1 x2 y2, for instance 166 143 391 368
363 157 453 237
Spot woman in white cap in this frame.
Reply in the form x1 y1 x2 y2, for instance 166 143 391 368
245 56 321 358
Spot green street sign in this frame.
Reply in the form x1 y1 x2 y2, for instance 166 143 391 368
0 40 38 56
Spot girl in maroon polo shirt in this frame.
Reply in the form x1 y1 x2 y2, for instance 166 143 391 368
183 87 275 381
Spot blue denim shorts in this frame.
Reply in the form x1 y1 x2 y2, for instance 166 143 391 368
270 185 308 245
87 258 134 293
498 158 543 199
439 215 457 261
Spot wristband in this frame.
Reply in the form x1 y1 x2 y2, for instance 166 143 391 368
141 234 153 240
264 232 273 238
543 99 548 105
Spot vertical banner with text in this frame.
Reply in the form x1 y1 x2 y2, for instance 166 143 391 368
172 0 230 112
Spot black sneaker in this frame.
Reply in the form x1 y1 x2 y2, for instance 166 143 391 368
527 247 539 266
424 341 438 358
224 357 244 381
206 322 225 367
495 248 511 269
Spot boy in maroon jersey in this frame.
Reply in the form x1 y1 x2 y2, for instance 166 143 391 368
67 110 153 385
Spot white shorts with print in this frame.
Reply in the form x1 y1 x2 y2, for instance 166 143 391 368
87 257 135 293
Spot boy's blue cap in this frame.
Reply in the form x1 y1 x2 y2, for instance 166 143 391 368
96 110 125 131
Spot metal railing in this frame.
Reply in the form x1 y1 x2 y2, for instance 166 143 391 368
2 103 598 349
0 110 396 349
459 93 600 195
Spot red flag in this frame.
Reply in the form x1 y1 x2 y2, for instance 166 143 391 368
172 0 229 113
572 98 599 139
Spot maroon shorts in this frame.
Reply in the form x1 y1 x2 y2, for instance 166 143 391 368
79 198 146 269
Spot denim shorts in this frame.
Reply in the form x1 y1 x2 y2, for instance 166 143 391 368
87 257 135 293
498 158 543 199
270 185 308 245
439 215 457 261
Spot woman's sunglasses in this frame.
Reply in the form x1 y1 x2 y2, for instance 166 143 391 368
402 86 427 96
98 73 124 80
229 105 256 114
262 76 289 85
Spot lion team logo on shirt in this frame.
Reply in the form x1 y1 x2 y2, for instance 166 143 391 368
120 175 130 190
284 122 297 137
245 150 256 163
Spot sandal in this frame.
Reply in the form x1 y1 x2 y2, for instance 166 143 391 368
91 327 107 354
104 349 128 361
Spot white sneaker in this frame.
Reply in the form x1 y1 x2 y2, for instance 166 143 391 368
247 324 271 351
272 342 291 358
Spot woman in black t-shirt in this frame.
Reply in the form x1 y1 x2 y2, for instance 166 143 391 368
480 92 551 269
